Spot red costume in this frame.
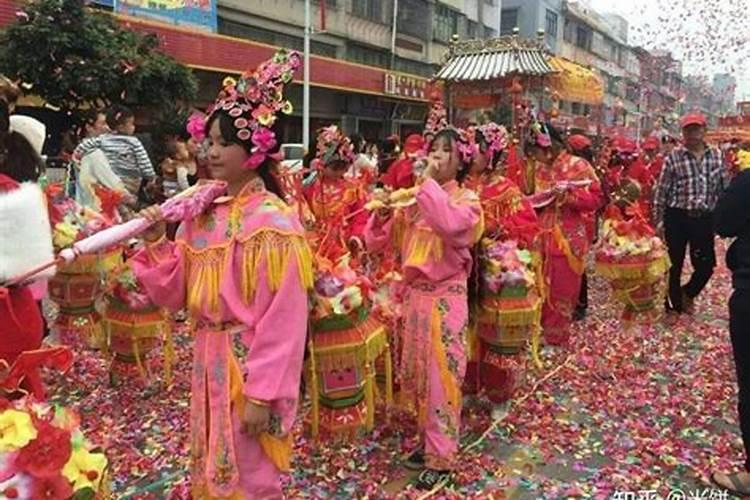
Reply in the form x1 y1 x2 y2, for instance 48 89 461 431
303 176 369 260
0 174 56 398
535 152 603 345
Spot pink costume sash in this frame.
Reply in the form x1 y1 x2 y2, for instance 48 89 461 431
191 323 244 497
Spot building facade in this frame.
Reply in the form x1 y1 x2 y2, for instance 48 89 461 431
214 0 502 139
0 0 506 143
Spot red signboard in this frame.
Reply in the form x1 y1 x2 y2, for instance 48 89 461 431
0 0 428 102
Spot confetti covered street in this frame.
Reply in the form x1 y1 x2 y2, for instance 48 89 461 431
43 249 741 499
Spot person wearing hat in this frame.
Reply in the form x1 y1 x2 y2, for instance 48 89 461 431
527 123 603 346
653 112 730 316
0 98 55 397
381 133 424 190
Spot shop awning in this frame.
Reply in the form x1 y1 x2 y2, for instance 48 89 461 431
548 57 604 105
435 37 556 82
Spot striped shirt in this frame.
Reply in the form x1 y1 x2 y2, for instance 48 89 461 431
653 145 730 223
75 134 155 194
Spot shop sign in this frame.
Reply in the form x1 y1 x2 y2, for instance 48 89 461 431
384 73 428 100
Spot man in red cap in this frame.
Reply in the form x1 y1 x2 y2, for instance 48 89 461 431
653 112 730 317
381 133 424 190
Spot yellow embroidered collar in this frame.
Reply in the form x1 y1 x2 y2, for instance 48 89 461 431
213 177 266 204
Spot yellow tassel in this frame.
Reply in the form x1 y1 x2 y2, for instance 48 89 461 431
595 254 670 281
473 209 486 245
163 315 174 386
184 246 225 320
404 229 444 266
430 304 460 409
229 349 293 472
552 224 585 275
241 231 314 303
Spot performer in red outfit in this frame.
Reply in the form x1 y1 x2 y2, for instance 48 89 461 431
0 99 56 398
528 123 603 346
381 134 424 190
304 125 369 260
641 136 664 183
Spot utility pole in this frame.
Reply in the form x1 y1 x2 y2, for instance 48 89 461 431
303 0 311 151
390 0 399 70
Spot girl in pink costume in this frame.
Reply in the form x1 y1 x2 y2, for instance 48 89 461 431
133 51 313 499
365 128 483 490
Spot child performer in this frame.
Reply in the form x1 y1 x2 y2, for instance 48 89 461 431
464 123 540 408
133 50 313 498
527 123 602 346
365 128 483 490
303 125 369 259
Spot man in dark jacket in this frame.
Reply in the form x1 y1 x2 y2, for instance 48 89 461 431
712 167 750 495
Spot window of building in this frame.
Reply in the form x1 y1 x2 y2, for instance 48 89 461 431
352 0 383 23
571 102 582 115
563 19 574 43
347 43 390 68
467 20 478 38
394 57 437 77
500 8 518 36
218 19 337 57
397 0 429 39
575 25 592 50
545 9 558 38
434 4 459 42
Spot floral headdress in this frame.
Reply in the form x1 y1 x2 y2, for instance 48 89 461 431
424 100 448 137
207 50 301 170
453 127 477 164
186 112 207 143
315 125 356 167
476 122 509 161
527 119 552 148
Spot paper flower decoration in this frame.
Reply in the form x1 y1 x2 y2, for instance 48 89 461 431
0 410 36 452
208 50 300 170
0 400 108 498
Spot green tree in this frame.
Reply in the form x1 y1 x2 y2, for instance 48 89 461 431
0 0 197 112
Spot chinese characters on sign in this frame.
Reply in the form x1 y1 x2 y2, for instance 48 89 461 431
384 73 428 101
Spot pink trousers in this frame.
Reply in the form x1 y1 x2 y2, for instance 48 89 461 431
401 281 468 470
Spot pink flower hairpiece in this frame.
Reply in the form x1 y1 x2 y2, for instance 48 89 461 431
315 125 356 166
477 122 509 161
455 127 478 164
208 50 301 170
424 100 448 137
186 112 207 143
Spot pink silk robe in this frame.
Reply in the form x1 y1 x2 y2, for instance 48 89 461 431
535 152 602 345
132 178 312 499
365 178 483 470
